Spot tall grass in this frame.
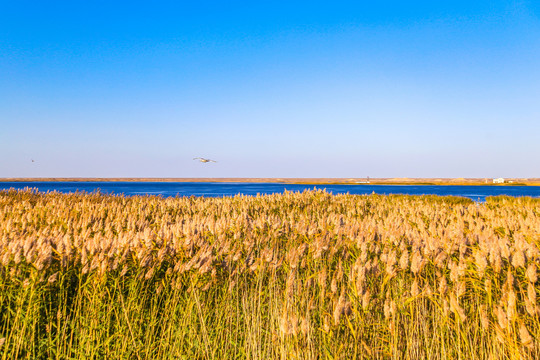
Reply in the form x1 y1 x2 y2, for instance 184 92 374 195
0 188 539 359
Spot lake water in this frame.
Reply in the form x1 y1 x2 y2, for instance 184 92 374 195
1 181 539 202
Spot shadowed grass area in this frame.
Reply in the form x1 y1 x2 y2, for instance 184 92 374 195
0 189 539 359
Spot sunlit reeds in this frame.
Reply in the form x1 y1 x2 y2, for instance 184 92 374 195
0 188 538 359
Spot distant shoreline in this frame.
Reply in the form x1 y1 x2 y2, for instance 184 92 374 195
1 178 539 186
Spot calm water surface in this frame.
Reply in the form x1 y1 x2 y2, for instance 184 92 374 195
1 182 540 202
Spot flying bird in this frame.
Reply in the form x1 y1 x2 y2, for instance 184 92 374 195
193 157 217 163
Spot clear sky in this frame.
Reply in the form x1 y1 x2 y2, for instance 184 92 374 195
1 1 539 178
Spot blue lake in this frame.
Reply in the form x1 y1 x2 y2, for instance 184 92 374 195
1 181 540 202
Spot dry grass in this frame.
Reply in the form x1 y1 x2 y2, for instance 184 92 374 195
0 188 539 359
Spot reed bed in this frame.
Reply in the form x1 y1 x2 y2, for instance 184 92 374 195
0 188 539 359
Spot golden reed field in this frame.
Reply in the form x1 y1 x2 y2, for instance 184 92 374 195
0 188 539 359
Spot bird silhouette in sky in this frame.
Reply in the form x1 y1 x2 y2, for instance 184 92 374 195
193 157 217 163
31 159 35 163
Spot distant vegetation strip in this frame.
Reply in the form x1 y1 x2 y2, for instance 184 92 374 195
1 177 540 186
0 189 539 359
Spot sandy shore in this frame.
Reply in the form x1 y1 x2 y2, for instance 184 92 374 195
1 177 539 186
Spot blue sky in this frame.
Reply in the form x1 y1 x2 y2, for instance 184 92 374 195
1 1 539 178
